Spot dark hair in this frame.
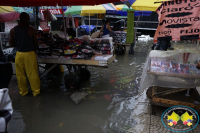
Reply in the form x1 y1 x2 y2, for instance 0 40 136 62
105 20 110 24
20 12 30 22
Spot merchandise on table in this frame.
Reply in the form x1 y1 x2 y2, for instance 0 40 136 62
36 30 114 60
150 57 200 76
90 38 114 55
110 31 127 43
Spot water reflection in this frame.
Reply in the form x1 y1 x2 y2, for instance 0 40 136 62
8 35 153 132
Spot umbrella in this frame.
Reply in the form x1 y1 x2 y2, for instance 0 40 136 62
64 4 118 16
115 4 152 17
65 4 116 35
116 4 133 11
123 0 170 11
0 6 28 22
65 3 119 35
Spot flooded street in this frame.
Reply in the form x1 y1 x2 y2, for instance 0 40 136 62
8 37 153 133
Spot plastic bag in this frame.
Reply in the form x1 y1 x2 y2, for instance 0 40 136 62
42 9 57 21
0 88 13 132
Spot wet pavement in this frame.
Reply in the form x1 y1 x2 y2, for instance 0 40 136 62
7 37 200 133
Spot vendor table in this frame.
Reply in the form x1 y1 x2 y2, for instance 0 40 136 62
113 43 135 54
113 43 130 51
38 55 116 68
37 55 115 90
139 44 200 113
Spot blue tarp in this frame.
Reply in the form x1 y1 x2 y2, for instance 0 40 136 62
113 10 152 17
78 25 96 34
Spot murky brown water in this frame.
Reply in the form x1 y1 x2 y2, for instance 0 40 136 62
8 36 153 133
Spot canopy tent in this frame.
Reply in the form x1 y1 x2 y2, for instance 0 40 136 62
0 6 28 22
65 4 116 35
0 0 122 39
115 4 152 16
0 0 120 7
116 4 133 11
122 0 170 11
64 4 118 16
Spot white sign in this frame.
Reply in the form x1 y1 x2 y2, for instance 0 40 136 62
4 21 18 32
40 21 50 31
40 9 62 14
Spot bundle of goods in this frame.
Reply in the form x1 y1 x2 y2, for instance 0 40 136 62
36 30 68 57
64 38 92 59
36 30 113 60
77 25 97 37
90 38 114 55
36 31 94 59
110 31 127 43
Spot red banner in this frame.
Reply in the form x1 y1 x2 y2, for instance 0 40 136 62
40 21 50 32
154 0 200 43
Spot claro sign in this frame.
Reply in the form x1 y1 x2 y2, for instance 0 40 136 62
40 9 63 14
154 0 200 42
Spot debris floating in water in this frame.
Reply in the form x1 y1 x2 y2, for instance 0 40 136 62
114 59 118 63
70 92 88 104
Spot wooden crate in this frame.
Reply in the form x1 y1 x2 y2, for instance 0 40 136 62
147 86 200 112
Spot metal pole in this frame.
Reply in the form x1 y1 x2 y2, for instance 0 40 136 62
89 13 90 36
185 89 190 97
0 23 3 32
123 19 125 31
60 0 67 39
96 18 98 28
33 7 37 30
36 7 39 29
76 28 78 38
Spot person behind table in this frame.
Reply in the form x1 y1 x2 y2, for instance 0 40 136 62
100 20 112 36
9 12 40 96
196 62 200 70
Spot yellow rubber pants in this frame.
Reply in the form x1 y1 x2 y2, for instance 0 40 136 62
15 51 40 96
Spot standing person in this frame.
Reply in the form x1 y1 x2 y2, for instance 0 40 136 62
9 12 40 96
100 20 112 36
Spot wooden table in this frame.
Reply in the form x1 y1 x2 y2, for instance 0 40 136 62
147 71 200 114
38 55 116 78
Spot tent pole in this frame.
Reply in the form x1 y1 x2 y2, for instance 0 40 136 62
123 19 125 31
36 7 39 29
89 13 90 36
61 0 67 39
33 7 37 30
96 18 98 28
1 23 3 32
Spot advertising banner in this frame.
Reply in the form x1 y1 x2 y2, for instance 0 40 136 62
154 0 200 42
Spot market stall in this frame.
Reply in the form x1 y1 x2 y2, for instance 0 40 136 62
0 29 116 90
141 49 200 112
111 4 153 54
139 0 200 112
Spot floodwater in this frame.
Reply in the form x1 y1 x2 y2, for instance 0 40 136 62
8 36 153 133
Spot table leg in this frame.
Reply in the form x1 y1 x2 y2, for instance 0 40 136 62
152 86 157 98
40 64 57 78
129 43 134 54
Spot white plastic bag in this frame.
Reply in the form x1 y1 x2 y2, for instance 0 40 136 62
0 88 13 132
